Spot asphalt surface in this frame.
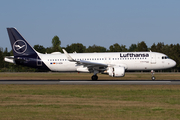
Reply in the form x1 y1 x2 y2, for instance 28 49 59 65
0 80 180 85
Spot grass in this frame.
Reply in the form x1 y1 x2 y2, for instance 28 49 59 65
0 85 180 119
0 72 180 119
0 72 179 80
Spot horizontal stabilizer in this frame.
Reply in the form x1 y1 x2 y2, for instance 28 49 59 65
4 56 15 64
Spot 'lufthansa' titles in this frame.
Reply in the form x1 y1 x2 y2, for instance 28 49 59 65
120 53 149 57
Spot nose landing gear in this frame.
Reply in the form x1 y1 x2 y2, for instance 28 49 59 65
151 70 155 80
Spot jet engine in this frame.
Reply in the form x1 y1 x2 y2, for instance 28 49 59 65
107 66 125 77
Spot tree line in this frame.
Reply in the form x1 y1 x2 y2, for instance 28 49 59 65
0 36 179 72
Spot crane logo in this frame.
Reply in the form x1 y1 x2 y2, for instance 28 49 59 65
13 40 27 54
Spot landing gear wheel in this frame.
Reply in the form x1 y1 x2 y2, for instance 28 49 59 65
91 75 98 81
151 76 156 81
151 70 155 80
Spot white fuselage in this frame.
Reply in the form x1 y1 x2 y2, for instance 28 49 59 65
38 52 176 72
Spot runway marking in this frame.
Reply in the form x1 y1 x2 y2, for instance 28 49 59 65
59 80 174 85
0 80 180 85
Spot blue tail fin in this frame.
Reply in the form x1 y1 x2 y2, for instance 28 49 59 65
7 28 37 57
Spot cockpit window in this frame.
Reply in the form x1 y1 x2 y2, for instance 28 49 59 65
162 56 169 59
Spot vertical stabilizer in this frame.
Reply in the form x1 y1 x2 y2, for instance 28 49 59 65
7 28 37 57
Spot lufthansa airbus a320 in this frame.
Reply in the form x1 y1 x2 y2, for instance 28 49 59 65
5 28 176 80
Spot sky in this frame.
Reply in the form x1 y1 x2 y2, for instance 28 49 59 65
0 0 180 51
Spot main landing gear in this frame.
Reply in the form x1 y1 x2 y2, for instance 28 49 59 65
91 70 99 80
91 75 98 81
151 70 155 80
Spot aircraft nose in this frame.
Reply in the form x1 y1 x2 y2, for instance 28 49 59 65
171 60 176 67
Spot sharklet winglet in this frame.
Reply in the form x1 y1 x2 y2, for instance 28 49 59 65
62 49 76 62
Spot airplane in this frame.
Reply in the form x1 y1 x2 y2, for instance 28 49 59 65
4 28 176 80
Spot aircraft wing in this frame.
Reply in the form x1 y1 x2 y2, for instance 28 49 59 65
62 49 108 71
77 60 108 67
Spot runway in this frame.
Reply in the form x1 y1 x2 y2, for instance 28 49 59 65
0 80 180 85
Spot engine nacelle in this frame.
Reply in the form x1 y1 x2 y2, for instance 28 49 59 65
107 66 125 77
